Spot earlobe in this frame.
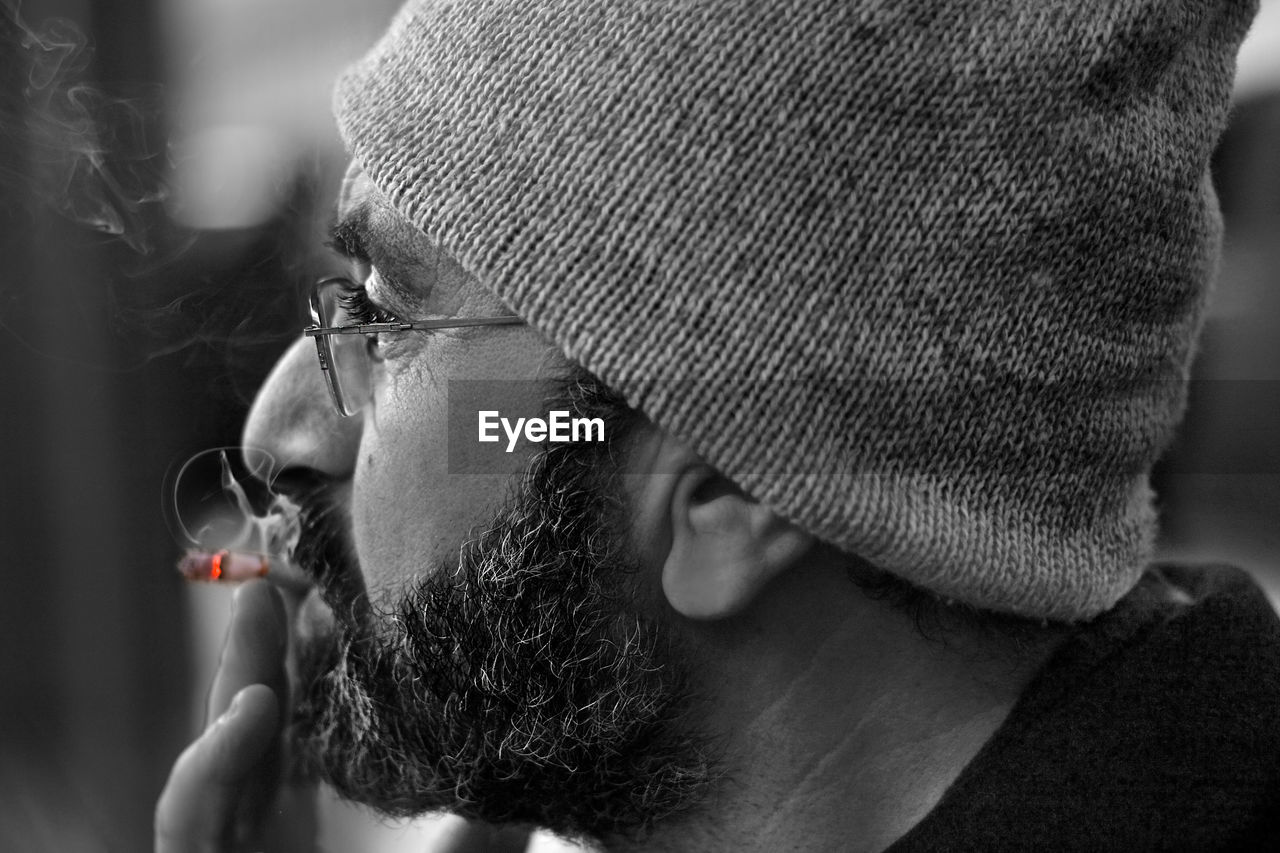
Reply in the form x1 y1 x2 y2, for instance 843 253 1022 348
663 467 814 620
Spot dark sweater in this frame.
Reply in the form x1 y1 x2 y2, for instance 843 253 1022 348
889 565 1280 852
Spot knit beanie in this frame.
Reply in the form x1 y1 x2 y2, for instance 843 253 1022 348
334 0 1256 621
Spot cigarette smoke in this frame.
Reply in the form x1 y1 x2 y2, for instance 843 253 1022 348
2 0 313 381
166 447 301 560
5 0 167 254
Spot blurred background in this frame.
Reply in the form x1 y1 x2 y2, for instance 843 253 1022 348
0 0 1277 850
0 0 402 848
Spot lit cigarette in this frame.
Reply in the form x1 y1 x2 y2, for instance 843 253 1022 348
177 549 269 582
175 453 303 584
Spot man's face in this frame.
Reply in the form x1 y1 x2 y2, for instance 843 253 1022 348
286 167 558 609
241 166 710 840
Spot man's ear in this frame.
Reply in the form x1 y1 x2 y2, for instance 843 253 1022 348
662 465 815 620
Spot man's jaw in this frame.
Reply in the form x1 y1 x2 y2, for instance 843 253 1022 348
282 443 715 841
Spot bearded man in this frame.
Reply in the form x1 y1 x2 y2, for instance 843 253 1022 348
157 1 1280 851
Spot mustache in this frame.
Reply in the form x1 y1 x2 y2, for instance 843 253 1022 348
287 478 370 628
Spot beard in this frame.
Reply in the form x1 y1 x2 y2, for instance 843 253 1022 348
287 418 713 842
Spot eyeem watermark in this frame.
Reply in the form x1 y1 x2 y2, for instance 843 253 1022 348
478 410 605 453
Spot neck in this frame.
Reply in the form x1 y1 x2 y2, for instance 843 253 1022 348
611 557 1068 853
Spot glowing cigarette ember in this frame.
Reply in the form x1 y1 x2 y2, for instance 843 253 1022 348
177 548 269 581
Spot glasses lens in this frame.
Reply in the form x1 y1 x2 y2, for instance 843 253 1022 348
313 280 373 416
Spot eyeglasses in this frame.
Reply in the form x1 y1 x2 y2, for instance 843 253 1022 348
304 275 525 416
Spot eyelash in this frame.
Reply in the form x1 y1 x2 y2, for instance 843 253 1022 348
336 284 398 326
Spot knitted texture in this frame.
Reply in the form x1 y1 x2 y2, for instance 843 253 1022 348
334 0 1256 620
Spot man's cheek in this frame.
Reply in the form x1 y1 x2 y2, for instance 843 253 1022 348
349 440 431 605
368 361 451 461
348 442 477 607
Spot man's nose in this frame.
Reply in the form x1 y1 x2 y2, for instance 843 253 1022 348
241 336 362 484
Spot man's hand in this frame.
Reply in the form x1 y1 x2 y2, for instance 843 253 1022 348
155 580 300 853
155 579 540 853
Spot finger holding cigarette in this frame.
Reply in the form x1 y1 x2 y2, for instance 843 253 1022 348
156 581 297 852
206 580 288 719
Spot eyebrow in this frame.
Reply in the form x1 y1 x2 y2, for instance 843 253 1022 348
326 203 421 309
327 204 372 263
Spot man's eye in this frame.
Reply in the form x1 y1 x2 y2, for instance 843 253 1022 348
336 284 398 325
